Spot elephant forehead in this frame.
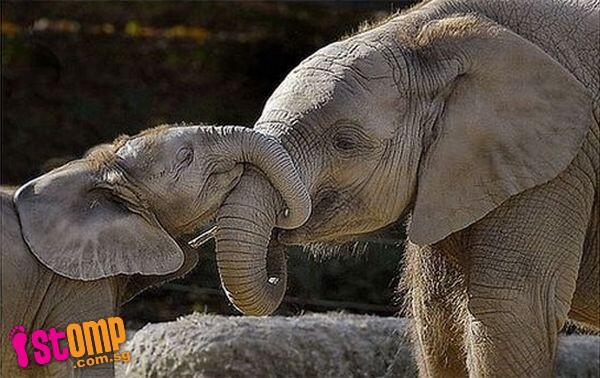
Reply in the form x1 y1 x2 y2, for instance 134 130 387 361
117 137 146 160
116 126 195 159
266 40 393 114
296 38 391 79
267 44 363 103
300 39 375 67
113 138 161 175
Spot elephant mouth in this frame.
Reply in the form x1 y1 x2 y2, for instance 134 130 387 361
185 220 219 249
277 215 402 248
276 227 361 245
187 206 389 252
176 170 243 239
172 207 217 240
275 188 363 245
276 195 393 246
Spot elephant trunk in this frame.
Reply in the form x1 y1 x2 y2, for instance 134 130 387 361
216 126 311 229
215 168 287 316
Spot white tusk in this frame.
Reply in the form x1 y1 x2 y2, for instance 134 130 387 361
188 226 217 249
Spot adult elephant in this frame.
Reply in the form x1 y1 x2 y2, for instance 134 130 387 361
212 0 599 376
1 124 308 377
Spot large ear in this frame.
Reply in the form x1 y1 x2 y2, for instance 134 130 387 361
118 243 200 305
14 160 184 280
409 15 593 245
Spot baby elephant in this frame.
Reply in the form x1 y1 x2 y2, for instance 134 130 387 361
1 124 306 377
1 187 198 377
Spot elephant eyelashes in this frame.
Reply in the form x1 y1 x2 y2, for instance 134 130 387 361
175 146 194 168
331 123 373 156
171 146 194 182
333 135 356 151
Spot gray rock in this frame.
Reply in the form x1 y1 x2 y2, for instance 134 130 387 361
117 313 599 378
555 335 600 378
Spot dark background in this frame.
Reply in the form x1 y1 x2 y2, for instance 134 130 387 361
1 1 417 327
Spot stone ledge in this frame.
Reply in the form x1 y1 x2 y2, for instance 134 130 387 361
117 313 599 377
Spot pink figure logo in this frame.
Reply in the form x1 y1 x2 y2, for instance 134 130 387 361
9 325 29 368
8 317 128 369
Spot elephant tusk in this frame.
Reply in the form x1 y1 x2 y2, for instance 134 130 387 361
188 225 217 249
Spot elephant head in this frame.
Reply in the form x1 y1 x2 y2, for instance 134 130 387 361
13 125 309 287
213 13 593 314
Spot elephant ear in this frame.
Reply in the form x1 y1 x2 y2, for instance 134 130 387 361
14 160 184 281
119 245 200 305
409 15 593 245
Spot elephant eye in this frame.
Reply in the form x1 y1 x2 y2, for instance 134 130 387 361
332 122 372 156
175 146 194 167
333 134 356 151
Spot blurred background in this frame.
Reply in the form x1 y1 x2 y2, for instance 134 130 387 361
1 1 418 327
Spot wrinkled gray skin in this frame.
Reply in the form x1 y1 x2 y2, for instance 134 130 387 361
216 0 599 376
1 187 198 377
1 125 309 377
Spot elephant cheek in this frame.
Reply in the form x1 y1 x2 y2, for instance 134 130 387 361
201 167 244 211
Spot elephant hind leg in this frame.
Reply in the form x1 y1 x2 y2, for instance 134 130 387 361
402 238 469 377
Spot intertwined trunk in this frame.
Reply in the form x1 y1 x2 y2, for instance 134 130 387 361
204 126 309 315
215 168 288 315
214 126 310 229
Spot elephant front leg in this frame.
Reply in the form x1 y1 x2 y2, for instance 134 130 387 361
41 277 120 377
403 238 469 377
464 287 570 377
462 178 592 377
